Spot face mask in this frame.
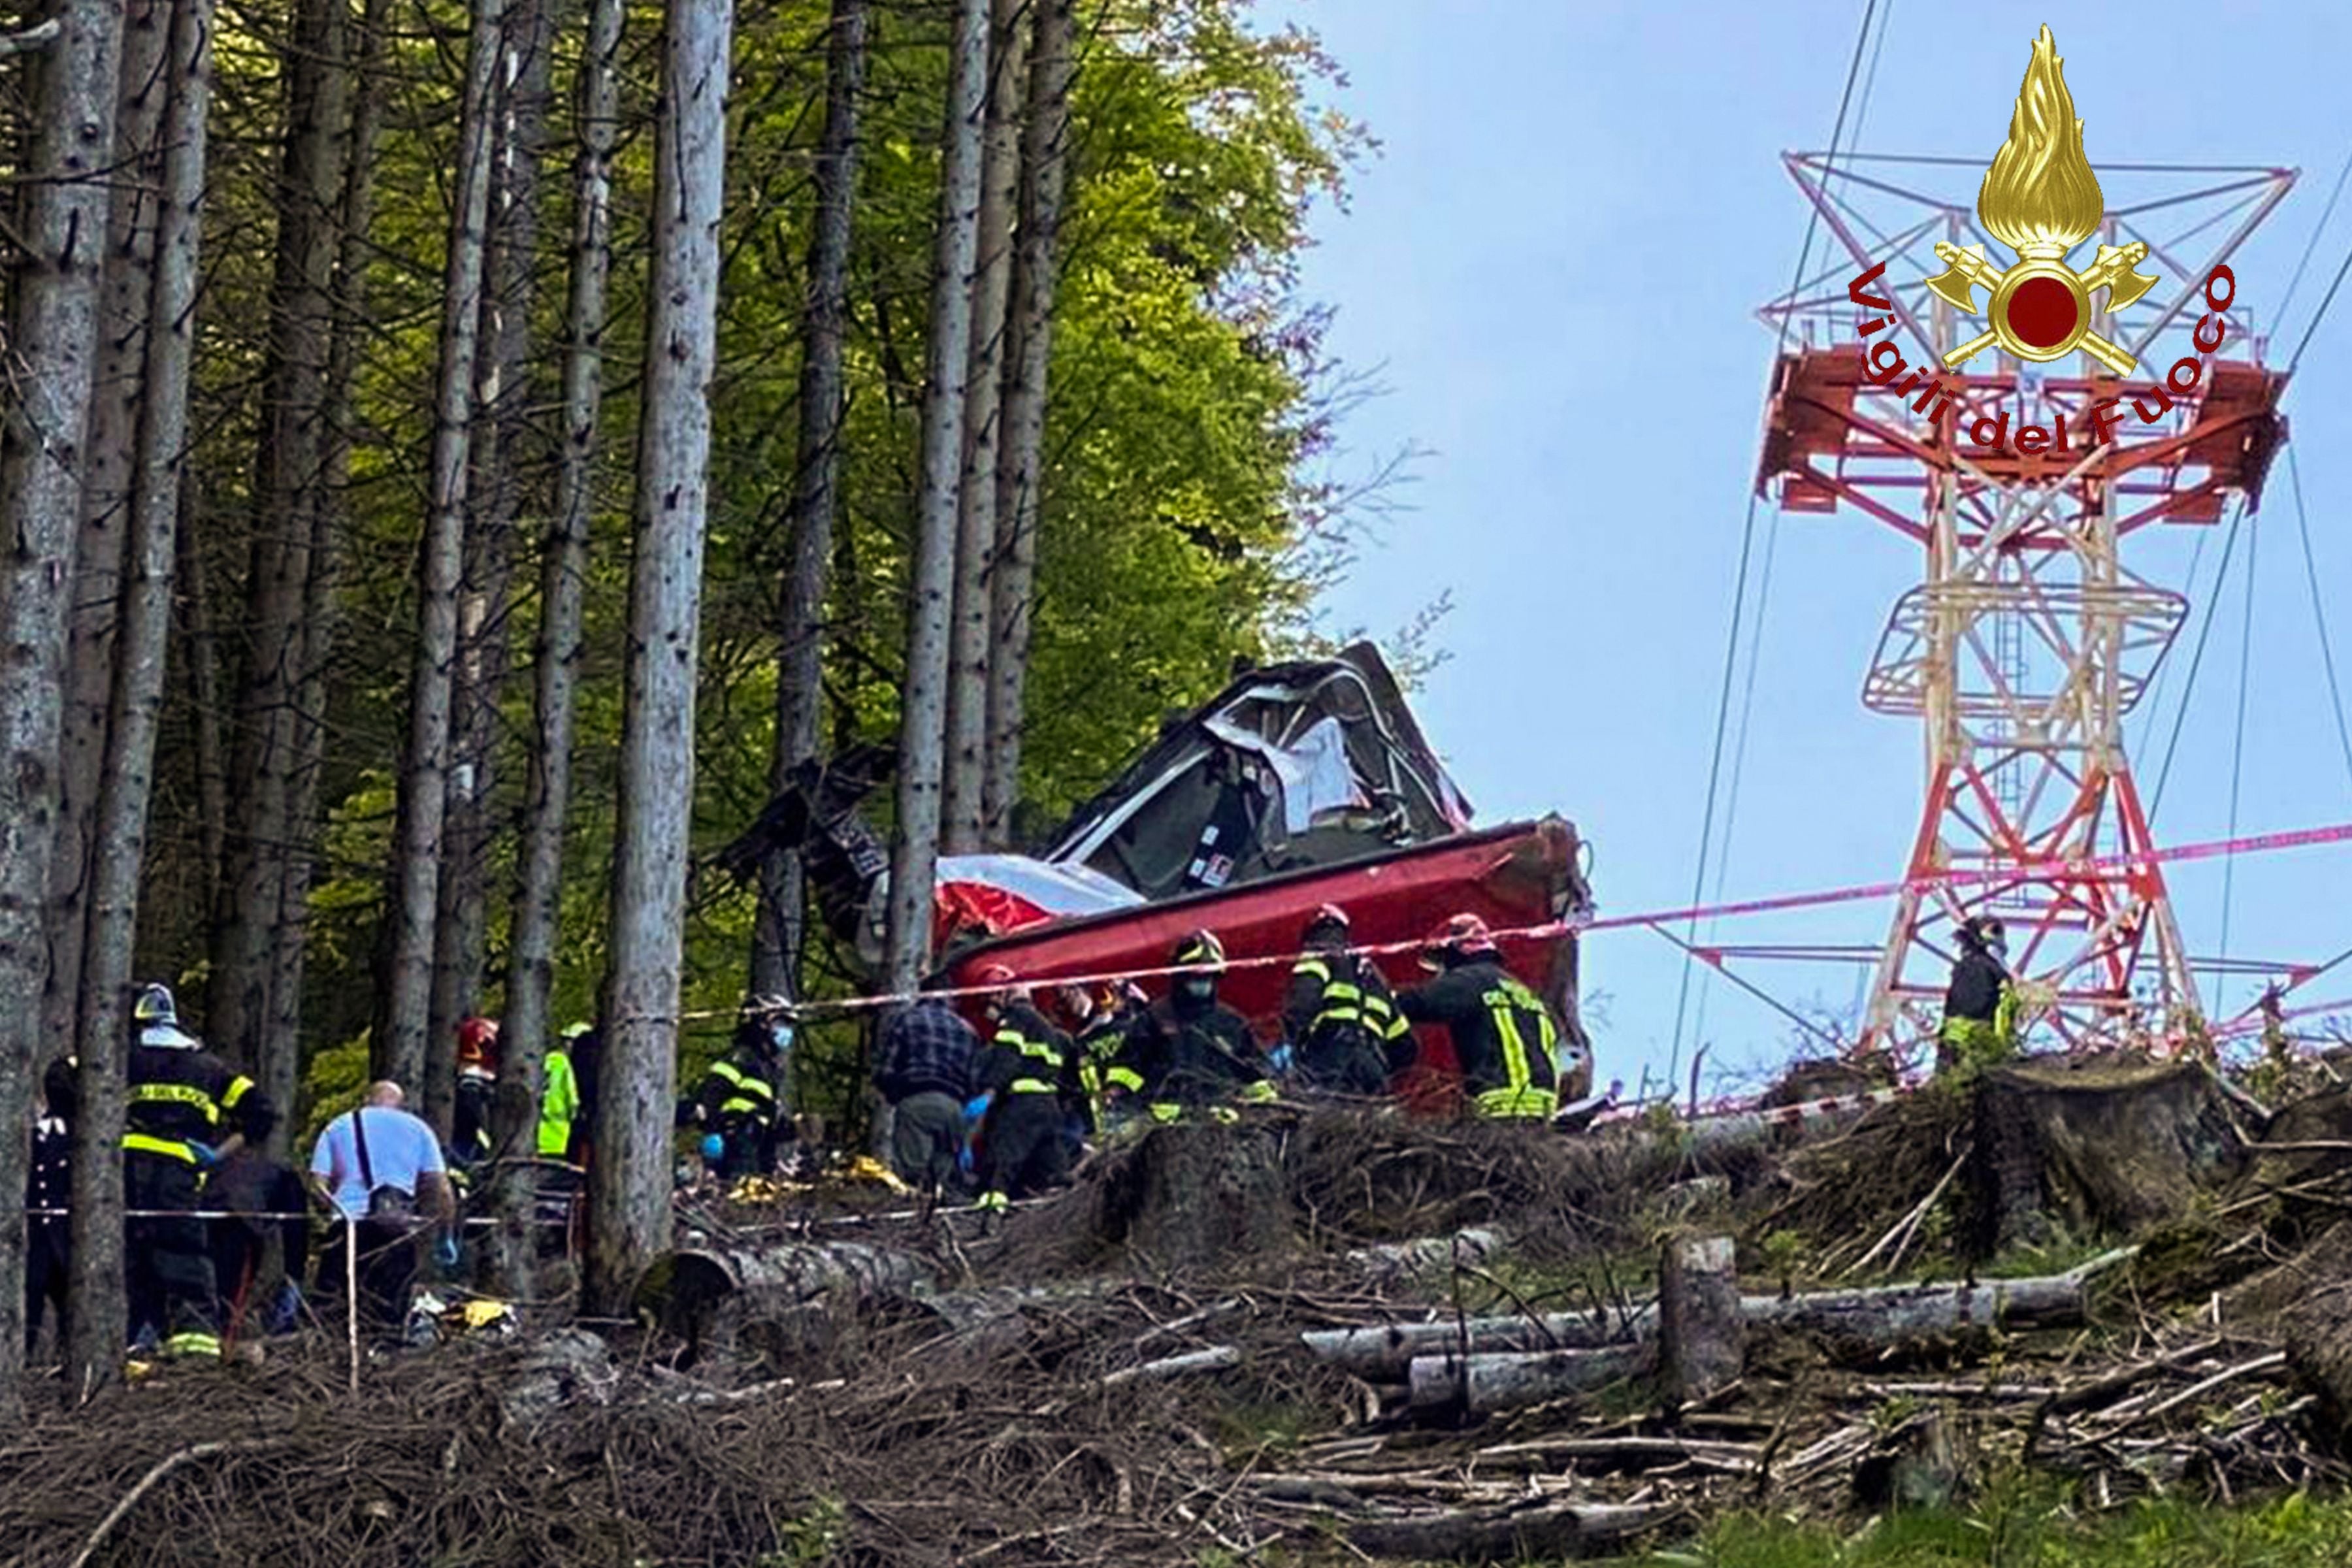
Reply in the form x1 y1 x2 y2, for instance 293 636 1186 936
1987 939 2008 961
1179 976 1216 1002
769 1024 794 1053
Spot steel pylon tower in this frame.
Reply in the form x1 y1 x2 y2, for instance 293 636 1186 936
1754 146 2294 1057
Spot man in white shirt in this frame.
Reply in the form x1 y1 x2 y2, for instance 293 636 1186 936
308 1081 455 1339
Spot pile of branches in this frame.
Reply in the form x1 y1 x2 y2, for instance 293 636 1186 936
0 1281 1364 1568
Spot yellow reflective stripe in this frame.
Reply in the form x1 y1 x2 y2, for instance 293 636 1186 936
1237 1080 1279 1104
1009 1077 1058 1096
1294 958 1330 981
1107 1067 1145 1092
1475 1085 1559 1119
124 1133 199 1162
1149 1103 1183 1123
1492 1000 1532 1094
711 1060 747 1086
222 1076 254 1110
129 1082 221 1122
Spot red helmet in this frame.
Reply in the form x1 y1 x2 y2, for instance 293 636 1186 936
974 962 1019 988
1420 912 1497 970
457 1016 500 1068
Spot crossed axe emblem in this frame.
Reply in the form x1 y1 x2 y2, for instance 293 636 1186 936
1925 238 2160 376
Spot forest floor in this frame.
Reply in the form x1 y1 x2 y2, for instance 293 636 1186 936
10 1054 2352 1566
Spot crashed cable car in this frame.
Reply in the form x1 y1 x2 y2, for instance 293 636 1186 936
719 644 1596 1108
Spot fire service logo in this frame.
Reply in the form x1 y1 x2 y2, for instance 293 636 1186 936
1844 25 2241 457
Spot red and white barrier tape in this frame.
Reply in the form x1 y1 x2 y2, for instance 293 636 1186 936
709 819 2352 1022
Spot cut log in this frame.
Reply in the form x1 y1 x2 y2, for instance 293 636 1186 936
1343 1500 1668 1561
1347 1228 1505 1282
1303 1250 2129 1379
1098 1345 1241 1387
1409 1343 1650 1413
1658 1235 1742 1405
498 1328 617 1431
634 1241 931 1348
1301 1306 1652 1377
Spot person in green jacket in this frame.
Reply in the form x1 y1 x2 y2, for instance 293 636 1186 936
539 1031 582 1161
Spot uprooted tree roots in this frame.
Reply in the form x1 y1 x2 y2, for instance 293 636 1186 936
15 1068 2352 1565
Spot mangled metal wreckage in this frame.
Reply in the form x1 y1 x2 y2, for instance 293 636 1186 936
720 644 1595 1108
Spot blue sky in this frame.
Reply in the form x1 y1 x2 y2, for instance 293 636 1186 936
1258 1 2352 1096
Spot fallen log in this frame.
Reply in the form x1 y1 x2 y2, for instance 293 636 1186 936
634 1240 932 1348
1303 1249 2132 1379
1408 1343 1650 1413
1342 1499 1671 1561
1346 1227 1506 1281
1099 1345 1242 1387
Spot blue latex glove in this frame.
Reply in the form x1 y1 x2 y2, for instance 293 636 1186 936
186 1141 221 1170
433 1234 460 1269
1268 1043 1295 1077
700 1132 726 1162
962 1093 994 1130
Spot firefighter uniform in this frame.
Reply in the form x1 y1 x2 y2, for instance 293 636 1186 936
1938 919 2018 1075
695 1025 785 1178
1398 954 1560 1120
1074 996 1147 1137
125 985 276 1356
1285 949 1412 1098
977 1000 1073 1205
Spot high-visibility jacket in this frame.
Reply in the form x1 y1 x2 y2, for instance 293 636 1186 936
1398 959 1561 1119
538 1048 580 1158
1284 950 1412 1090
980 1002 1071 1099
697 1051 781 1129
126 1040 273 1164
1130 994 1269 1113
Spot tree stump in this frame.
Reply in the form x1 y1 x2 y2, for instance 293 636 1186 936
1658 1235 1742 1407
1960 1053 2242 1259
1093 1121 1293 1271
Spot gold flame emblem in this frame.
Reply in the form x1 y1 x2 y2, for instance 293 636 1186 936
1926 25 2159 375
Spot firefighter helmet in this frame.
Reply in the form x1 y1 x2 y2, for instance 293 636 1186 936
456 1016 500 1070
133 983 199 1048
1303 904 1350 943
1171 930 1227 973
1420 913 1497 970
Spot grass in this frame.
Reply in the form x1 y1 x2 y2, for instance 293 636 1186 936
1619 1489 2352 1567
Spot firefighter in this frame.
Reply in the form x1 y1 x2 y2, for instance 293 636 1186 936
1062 979 1148 1144
1284 904 1412 1098
972 965 1073 1209
1396 914 1560 1119
1130 930 1273 1121
1938 915 2018 1075
451 1016 500 1168
124 983 276 1357
693 1004 789 1179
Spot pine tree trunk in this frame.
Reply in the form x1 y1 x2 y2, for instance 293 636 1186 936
46 0 169 1053
495 0 623 1294
210 0 348 1071
175 483 227 898
68 0 214 1392
374 0 507 1090
881 0 989 1000
261 0 394 1145
749 0 866 1002
981 0 1073 841
0 0 126 1416
586 0 731 1316
939 0 1025 855
429 0 553 1135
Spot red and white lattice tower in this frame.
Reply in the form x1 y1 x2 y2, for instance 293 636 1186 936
1755 149 2295 1055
